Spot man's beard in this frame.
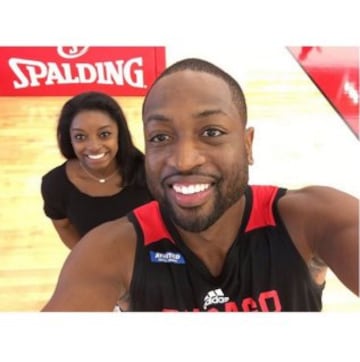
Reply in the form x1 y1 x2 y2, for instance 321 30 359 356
156 167 248 232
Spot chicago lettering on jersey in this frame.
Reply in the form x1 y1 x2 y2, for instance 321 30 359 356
162 290 282 312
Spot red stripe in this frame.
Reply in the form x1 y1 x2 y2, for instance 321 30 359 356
245 185 278 233
133 201 175 245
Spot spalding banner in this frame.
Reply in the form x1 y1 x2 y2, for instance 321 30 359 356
0 46 166 96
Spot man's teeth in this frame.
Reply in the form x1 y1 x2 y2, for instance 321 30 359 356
173 184 210 195
87 153 105 160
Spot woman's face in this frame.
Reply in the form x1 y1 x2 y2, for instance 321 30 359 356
70 110 119 171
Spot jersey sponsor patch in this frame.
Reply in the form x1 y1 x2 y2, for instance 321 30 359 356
150 251 186 264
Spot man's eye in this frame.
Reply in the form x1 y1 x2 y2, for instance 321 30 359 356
203 128 224 137
149 134 170 143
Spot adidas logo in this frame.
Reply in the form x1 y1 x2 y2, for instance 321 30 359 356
203 288 230 310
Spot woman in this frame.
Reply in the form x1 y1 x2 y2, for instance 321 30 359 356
41 91 153 249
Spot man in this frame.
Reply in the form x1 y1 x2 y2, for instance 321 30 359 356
42 58 359 312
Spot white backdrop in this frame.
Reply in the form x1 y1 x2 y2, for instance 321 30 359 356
1 1 359 360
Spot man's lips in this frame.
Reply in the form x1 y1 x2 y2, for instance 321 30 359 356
163 176 217 208
172 183 211 195
169 183 213 208
163 173 217 187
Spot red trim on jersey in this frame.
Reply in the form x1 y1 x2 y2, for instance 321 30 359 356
133 201 175 245
245 185 278 233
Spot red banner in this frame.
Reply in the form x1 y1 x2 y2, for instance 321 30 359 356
288 46 359 138
0 46 166 96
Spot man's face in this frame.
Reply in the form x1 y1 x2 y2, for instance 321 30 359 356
143 70 254 232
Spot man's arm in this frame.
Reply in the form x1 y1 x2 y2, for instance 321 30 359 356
310 186 359 296
42 218 136 311
281 186 359 296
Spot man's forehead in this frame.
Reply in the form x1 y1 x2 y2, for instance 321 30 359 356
144 70 229 108
152 69 222 89
141 69 242 127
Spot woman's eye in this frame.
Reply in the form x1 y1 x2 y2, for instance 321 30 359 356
203 128 224 137
100 131 111 138
73 134 86 141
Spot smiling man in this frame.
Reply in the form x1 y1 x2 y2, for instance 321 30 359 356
42 58 359 312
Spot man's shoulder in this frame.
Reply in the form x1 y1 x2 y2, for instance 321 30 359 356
282 185 342 200
84 215 137 251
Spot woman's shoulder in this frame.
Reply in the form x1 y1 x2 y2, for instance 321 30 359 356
42 162 67 178
42 162 69 188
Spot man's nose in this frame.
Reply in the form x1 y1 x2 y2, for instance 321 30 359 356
167 138 206 172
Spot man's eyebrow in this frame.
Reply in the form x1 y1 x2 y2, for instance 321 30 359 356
145 109 225 124
195 109 225 118
144 114 171 124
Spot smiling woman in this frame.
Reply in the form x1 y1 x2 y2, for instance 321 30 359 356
40 91 153 250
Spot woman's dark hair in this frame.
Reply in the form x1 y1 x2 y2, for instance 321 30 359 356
57 91 146 187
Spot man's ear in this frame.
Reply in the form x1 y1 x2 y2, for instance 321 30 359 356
245 127 254 165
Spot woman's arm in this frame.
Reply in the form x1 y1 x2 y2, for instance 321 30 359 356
52 218 82 249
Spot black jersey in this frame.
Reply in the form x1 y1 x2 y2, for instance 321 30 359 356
128 185 324 312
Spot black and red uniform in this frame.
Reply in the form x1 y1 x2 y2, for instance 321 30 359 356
128 185 324 311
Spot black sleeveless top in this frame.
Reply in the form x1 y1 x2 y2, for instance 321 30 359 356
128 185 324 311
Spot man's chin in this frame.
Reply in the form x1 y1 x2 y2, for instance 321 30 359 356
172 210 216 233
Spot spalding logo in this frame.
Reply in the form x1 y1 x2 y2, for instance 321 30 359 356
57 46 89 59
